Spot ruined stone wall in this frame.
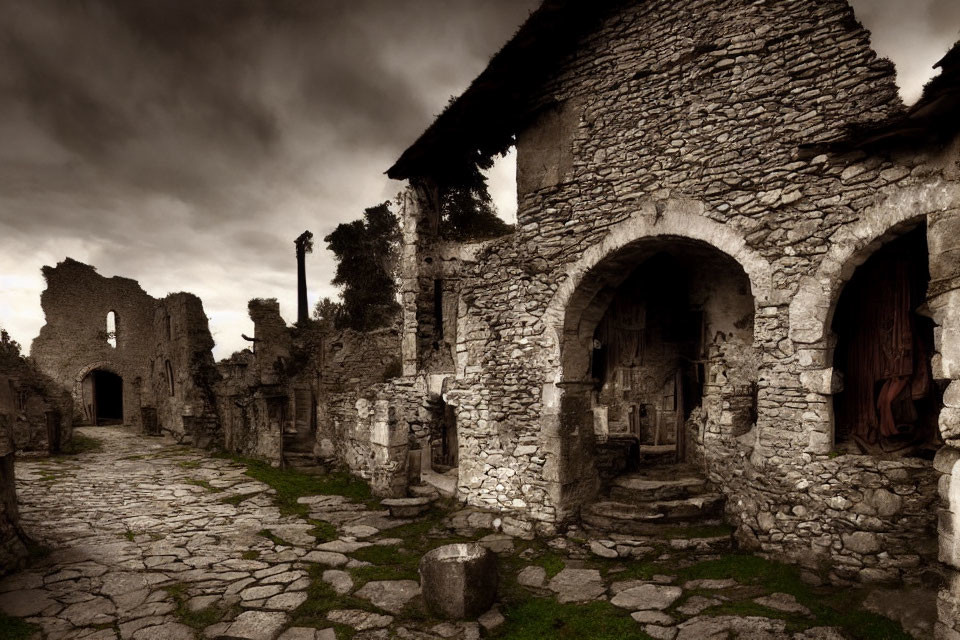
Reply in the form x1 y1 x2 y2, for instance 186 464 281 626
397 0 960 578
323 376 429 497
31 259 220 441
0 341 74 453
0 375 27 575
31 259 155 429
152 293 221 444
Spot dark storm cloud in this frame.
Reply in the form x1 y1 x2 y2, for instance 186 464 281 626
0 0 952 357
0 0 537 356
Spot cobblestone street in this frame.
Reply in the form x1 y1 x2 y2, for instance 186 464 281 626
0 427 932 640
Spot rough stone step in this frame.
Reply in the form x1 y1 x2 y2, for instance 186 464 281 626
381 496 435 518
609 475 709 503
581 495 725 535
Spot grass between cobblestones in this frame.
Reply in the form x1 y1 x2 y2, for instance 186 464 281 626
164 582 240 632
0 612 39 640
215 452 376 515
210 452 910 640
56 432 103 456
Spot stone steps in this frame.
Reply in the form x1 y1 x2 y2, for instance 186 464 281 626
582 464 729 539
609 475 708 503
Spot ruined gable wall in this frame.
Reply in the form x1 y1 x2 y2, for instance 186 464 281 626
31 259 156 429
152 293 221 443
31 260 222 442
429 0 959 581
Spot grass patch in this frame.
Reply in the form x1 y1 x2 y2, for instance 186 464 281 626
57 433 103 455
177 460 201 469
219 492 259 506
258 529 293 547
122 529 136 542
288 564 384 638
241 550 260 560
0 612 40 640
492 598 653 640
121 455 145 460
309 519 338 543
215 452 375 517
529 550 566 580
185 479 222 493
163 582 239 630
676 554 910 639
349 544 420 580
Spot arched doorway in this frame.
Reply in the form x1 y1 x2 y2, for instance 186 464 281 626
831 224 942 457
551 236 759 526
81 369 124 425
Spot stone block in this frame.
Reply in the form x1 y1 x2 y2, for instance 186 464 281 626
419 543 497 619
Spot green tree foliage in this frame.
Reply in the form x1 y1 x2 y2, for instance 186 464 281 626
439 158 513 241
311 297 341 332
0 328 23 370
324 202 401 331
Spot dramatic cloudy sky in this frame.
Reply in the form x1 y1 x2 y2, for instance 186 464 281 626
0 0 957 359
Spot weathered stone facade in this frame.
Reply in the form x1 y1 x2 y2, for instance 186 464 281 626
383 0 960 617
31 259 220 441
216 298 407 496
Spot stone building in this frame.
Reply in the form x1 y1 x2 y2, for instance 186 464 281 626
382 0 960 632
31 259 220 442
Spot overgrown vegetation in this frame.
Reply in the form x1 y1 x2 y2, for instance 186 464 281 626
493 598 652 640
185 478 222 493
323 201 401 331
163 582 239 631
0 612 39 640
57 432 103 455
217 452 375 515
438 159 513 241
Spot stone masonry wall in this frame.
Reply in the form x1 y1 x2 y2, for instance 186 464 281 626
31 259 220 441
397 0 960 580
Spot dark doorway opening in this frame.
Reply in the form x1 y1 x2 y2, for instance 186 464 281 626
832 225 942 457
91 370 123 425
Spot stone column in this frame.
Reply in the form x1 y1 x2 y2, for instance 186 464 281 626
399 181 440 377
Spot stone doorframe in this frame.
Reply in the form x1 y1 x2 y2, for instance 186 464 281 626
787 181 960 639
539 199 775 523
72 360 125 418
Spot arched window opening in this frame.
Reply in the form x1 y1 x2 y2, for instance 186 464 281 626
165 360 175 397
832 225 942 457
106 311 117 348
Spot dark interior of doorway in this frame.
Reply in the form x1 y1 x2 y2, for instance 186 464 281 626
93 370 123 425
832 225 943 458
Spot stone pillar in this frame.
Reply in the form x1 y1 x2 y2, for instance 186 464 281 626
369 400 409 498
400 186 423 377
928 209 960 639
399 179 441 377
542 381 598 525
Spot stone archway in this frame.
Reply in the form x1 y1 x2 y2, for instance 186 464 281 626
73 361 125 425
539 206 773 523
787 182 960 637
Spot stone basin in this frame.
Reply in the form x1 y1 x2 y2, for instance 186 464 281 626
419 542 497 619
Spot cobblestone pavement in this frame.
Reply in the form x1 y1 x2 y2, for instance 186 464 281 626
0 427 927 640
0 427 347 640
